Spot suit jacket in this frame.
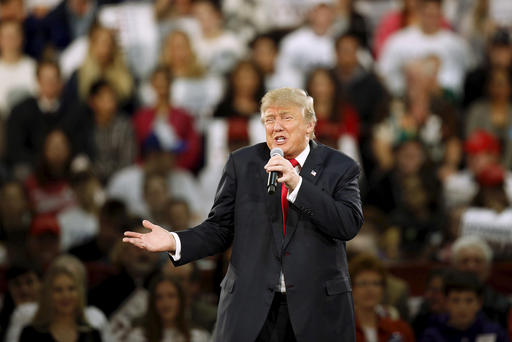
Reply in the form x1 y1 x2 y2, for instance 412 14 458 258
172 140 363 342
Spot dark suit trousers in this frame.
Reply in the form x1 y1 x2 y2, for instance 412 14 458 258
256 293 297 342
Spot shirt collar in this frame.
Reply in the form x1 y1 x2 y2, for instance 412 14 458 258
293 143 310 168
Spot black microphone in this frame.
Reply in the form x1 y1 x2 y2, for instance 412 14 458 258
267 148 283 194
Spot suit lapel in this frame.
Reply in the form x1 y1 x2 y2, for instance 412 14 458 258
283 141 324 249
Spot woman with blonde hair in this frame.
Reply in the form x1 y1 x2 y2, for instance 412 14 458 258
19 262 102 341
8 255 108 341
139 29 223 132
63 22 134 110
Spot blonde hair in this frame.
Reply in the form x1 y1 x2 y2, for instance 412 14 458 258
260 87 317 138
31 264 90 332
79 24 133 101
161 30 205 78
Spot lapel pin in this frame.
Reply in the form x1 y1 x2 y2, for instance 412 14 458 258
311 170 317 176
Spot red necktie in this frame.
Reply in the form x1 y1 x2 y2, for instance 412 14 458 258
281 158 299 236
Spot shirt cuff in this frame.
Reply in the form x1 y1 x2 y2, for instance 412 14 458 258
286 176 302 203
168 232 181 261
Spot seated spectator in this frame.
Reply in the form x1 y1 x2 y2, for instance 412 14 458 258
365 139 443 257
57 170 103 251
69 199 128 264
62 22 134 111
465 69 512 169
450 235 511 328
378 0 472 98
0 263 40 341
458 0 500 65
134 66 201 172
349 253 415 342
107 137 203 221
460 162 512 258
89 222 161 341
463 29 512 108
274 2 337 88
126 273 210 342
24 129 76 215
6 60 72 180
249 33 281 91
213 60 265 119
6 254 109 341
372 64 460 173
373 0 451 59
306 67 360 162
166 198 192 231
0 180 31 264
40 0 106 54
26 213 62 273
0 0 25 22
96 0 161 80
332 0 369 47
143 172 170 226
333 32 386 135
411 268 448 338
0 20 36 119
442 130 512 208
66 79 136 183
162 262 217 332
154 0 199 43
420 270 509 342
191 0 245 75
346 221 411 320
19 258 103 342
332 32 388 176
139 30 223 132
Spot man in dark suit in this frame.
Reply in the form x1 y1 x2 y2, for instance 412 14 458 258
124 88 363 341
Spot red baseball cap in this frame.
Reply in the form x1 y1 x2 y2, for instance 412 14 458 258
465 130 500 155
30 214 60 236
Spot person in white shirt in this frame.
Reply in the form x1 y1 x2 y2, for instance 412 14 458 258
191 0 245 75
0 20 36 118
274 1 338 89
378 0 473 98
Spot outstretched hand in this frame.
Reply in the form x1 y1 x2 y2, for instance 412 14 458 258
123 220 176 252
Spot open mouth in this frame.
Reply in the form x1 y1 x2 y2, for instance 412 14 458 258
274 136 287 144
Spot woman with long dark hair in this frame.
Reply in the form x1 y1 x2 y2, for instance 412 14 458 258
127 274 209 342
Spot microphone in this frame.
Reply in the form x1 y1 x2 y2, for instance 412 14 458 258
267 148 283 194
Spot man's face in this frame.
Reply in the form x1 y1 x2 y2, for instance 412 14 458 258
9 271 40 305
454 247 490 282
419 2 442 34
424 275 445 313
251 37 277 74
38 65 62 100
352 271 384 310
446 291 481 330
489 45 512 69
336 37 359 72
263 105 314 159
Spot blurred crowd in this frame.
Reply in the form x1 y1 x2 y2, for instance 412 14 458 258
0 0 511 340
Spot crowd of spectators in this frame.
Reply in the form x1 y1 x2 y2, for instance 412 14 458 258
0 0 512 340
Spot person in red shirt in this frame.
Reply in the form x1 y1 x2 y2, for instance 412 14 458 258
350 253 415 342
133 66 202 172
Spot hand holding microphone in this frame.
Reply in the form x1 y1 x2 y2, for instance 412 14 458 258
265 148 300 194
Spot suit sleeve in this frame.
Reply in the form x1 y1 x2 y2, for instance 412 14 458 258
292 160 363 241
170 154 237 266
